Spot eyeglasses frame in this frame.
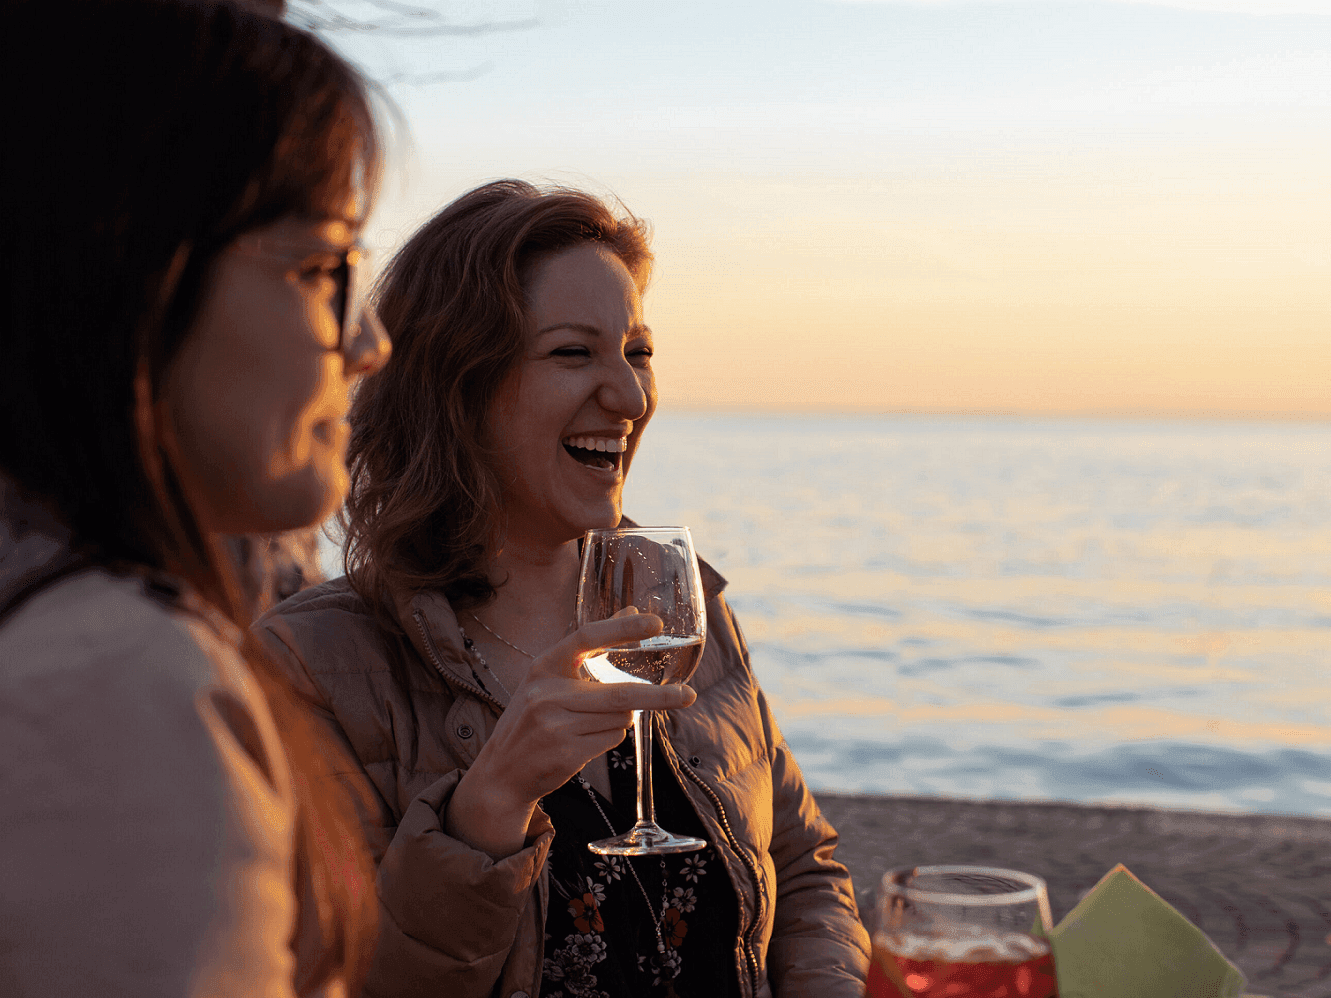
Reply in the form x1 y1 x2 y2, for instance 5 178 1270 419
227 236 369 353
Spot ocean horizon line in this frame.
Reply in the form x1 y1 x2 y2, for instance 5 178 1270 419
656 407 1331 428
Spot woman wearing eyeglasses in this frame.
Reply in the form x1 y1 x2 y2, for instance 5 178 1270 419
2 1 387 994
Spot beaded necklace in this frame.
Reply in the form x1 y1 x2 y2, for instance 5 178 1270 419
573 774 671 955
457 623 515 702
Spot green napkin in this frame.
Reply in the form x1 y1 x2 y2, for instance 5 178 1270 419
1048 864 1247 998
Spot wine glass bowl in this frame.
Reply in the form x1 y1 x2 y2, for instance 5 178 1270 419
577 526 707 856
578 527 706 687
869 866 1059 998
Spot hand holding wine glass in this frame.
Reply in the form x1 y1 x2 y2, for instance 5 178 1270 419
577 526 708 855
442 612 696 861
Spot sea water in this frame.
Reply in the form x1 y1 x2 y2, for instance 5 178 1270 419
318 413 1331 816
621 413 1331 818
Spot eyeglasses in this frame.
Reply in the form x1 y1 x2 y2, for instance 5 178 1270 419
229 237 369 352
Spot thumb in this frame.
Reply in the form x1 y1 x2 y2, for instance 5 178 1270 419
528 613 663 681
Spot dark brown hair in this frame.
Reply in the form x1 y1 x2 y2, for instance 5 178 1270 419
3 0 379 990
343 180 652 623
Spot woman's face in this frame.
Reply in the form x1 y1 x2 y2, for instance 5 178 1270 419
485 242 656 550
162 208 391 535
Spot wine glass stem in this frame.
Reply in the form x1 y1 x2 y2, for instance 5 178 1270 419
633 709 656 827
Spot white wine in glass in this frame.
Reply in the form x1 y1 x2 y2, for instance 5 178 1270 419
577 526 707 856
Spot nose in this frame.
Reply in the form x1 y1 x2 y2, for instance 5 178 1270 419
342 303 391 377
598 354 652 422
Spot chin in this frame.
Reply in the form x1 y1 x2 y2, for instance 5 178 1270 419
557 503 622 543
248 466 346 535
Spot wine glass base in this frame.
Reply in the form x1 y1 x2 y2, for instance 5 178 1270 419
588 822 707 856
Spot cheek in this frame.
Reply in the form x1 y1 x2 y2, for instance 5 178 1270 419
273 353 344 466
487 365 572 479
209 335 325 471
238 293 331 448
483 387 526 479
165 285 342 531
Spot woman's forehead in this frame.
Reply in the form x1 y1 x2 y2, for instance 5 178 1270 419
292 185 367 240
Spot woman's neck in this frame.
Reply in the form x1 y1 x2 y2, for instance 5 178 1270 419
468 535 581 658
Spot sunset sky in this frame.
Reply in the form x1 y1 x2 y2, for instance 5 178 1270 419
323 0 1331 417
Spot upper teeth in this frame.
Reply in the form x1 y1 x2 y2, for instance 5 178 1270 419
565 436 627 453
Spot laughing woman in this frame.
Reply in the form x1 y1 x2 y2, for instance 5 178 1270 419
254 181 871 998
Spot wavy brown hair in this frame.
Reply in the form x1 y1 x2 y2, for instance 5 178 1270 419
3 1 379 991
344 180 652 624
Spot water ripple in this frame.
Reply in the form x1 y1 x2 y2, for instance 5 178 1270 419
623 414 1331 815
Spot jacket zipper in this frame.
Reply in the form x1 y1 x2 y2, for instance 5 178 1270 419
411 609 505 713
412 609 546 997
658 715 765 998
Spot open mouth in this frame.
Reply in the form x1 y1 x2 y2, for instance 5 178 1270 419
562 436 627 473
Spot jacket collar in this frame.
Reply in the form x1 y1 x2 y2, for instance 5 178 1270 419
696 555 727 607
617 514 728 605
392 515 728 698
395 585 487 699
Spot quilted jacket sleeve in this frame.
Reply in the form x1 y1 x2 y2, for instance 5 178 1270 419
720 599 872 996
367 773 552 998
254 620 552 998
764 713 872 995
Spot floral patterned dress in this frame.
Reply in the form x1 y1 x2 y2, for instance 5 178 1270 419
539 731 740 998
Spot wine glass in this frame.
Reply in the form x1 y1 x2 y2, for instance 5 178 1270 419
576 526 707 856
868 865 1059 998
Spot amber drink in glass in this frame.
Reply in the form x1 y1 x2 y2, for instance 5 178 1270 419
867 865 1058 998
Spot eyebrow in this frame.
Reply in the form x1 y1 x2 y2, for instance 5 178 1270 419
287 213 361 246
536 322 653 337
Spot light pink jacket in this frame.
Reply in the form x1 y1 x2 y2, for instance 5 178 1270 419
0 484 327 998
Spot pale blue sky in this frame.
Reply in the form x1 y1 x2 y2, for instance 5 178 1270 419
320 1 1331 415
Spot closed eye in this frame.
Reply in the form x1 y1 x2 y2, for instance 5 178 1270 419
552 346 592 358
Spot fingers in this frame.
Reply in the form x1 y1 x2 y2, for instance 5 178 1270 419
528 613 664 681
519 671 695 716
553 679 696 713
569 612 660 652
467 712 632 829
602 681 696 711
518 701 633 740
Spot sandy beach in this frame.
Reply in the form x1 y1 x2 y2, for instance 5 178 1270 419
817 792 1331 997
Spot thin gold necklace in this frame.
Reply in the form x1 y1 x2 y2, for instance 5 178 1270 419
464 612 538 660
457 624 514 703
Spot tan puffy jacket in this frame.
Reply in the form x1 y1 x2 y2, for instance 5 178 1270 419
254 556 870 998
